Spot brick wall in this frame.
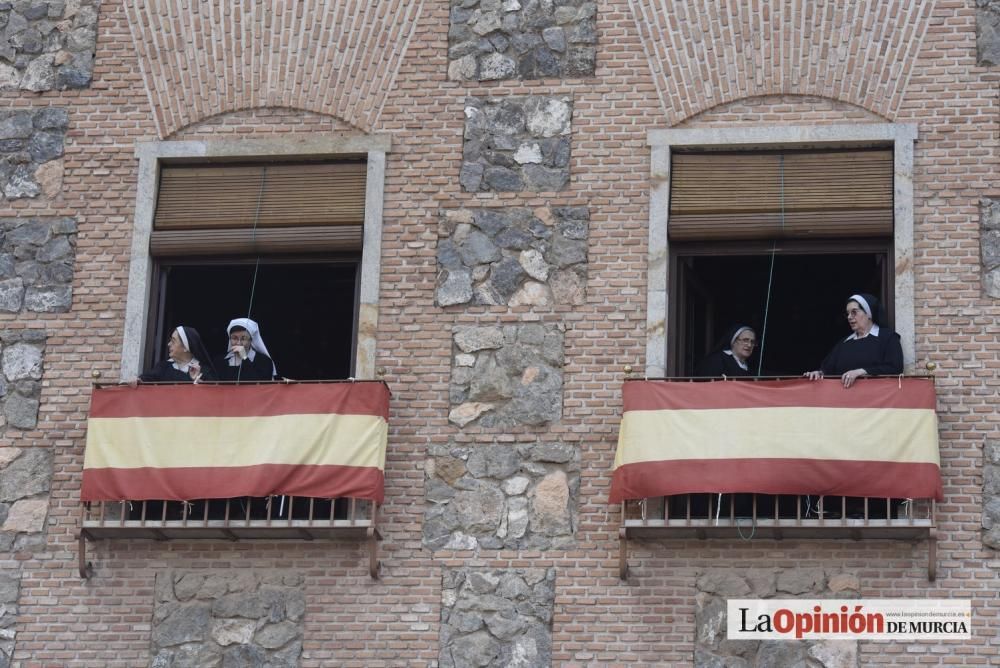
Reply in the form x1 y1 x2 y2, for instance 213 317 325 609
0 1 997 666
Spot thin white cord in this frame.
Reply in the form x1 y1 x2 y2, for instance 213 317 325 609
736 517 756 540
757 249 777 375
238 167 268 385
756 154 783 375
243 169 283 516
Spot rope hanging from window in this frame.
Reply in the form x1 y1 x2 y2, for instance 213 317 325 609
756 155 783 375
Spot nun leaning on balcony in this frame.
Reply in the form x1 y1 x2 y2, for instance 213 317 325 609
139 325 217 383
695 324 757 377
805 293 903 389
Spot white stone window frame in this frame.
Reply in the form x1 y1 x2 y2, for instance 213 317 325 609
121 135 390 381
644 123 917 377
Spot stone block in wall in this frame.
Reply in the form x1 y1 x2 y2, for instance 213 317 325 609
983 440 1000 549
437 207 587 308
440 566 555 668
0 3 98 91
449 0 596 81
0 218 76 311
0 567 20 667
449 323 564 428
151 570 304 667
0 108 68 201
0 445 51 554
0 330 45 431
978 1 1000 66
982 198 1000 298
695 568 859 668
424 440 579 551
462 96 572 192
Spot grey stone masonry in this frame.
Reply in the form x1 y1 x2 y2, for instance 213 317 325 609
151 570 305 668
0 444 50 666
0 443 51 555
440 567 555 668
0 109 68 202
696 568 860 668
449 0 596 81
424 440 579 551
983 440 1000 549
437 207 588 308
0 2 98 91
0 566 20 668
978 1 1000 66
981 198 1000 298
0 330 45 432
0 217 76 312
462 96 572 192
449 323 564 429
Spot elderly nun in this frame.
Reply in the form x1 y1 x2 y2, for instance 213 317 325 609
695 324 757 377
805 293 903 388
140 325 216 383
214 317 277 382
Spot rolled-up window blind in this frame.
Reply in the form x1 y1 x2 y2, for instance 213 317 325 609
669 149 893 241
151 161 366 255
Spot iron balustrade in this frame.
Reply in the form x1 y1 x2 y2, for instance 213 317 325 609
619 494 937 581
79 496 382 579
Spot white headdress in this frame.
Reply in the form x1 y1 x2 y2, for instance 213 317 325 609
226 318 277 376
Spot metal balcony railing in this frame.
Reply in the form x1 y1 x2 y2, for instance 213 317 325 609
79 496 381 578
619 493 936 580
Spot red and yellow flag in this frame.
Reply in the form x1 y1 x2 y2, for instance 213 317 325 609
609 378 942 503
82 382 389 502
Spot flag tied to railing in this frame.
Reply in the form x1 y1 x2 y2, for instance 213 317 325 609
609 377 943 503
82 382 389 503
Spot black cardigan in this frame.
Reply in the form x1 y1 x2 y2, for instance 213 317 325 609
695 350 752 377
212 352 276 382
139 360 217 382
820 327 903 376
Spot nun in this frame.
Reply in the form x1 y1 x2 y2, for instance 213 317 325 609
214 317 277 382
695 325 757 377
139 326 216 383
805 293 903 388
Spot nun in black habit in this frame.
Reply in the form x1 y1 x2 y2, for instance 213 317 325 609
805 293 903 388
214 317 277 382
139 326 217 383
695 325 757 377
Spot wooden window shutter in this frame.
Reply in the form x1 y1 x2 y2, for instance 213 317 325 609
668 149 893 241
151 161 366 255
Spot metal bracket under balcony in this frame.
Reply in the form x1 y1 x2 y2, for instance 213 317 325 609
619 495 937 581
78 497 382 579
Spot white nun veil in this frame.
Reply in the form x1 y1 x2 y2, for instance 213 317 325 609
226 317 278 376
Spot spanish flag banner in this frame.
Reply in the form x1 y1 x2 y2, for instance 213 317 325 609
82 382 389 503
609 378 942 503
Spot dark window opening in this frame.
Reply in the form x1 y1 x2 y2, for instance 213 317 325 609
672 249 891 376
147 259 359 380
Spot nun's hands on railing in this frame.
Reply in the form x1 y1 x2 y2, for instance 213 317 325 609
804 370 823 381
840 368 867 388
